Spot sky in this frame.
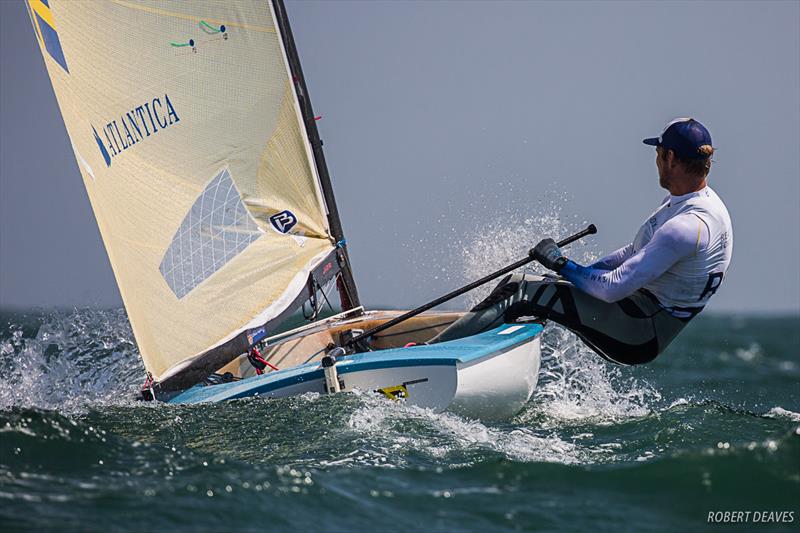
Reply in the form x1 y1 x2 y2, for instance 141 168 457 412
1 0 798 313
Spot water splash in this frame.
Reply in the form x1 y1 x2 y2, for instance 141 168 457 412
530 326 659 426
764 407 800 422
0 309 142 411
407 186 596 309
459 211 566 309
346 391 594 466
422 195 661 425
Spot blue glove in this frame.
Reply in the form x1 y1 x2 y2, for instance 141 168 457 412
530 238 568 272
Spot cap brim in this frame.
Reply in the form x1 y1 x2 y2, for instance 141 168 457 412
643 137 661 146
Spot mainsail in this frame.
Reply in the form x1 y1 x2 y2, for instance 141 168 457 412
27 0 360 391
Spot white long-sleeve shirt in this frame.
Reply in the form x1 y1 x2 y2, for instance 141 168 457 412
561 186 733 314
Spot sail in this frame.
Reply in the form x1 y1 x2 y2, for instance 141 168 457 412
26 0 358 387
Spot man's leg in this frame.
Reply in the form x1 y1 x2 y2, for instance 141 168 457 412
431 273 536 343
536 284 687 364
432 273 688 364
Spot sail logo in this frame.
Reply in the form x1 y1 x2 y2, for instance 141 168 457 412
92 94 180 168
270 210 298 234
92 126 112 167
26 0 69 73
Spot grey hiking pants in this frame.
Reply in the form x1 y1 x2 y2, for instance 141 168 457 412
433 273 691 365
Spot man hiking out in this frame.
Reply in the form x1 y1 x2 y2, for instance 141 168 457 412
435 118 733 365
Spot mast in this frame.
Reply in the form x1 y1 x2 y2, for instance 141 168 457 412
271 0 361 311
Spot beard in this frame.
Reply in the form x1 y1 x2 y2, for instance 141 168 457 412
658 171 669 190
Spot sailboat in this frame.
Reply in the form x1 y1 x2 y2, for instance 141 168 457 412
27 0 545 419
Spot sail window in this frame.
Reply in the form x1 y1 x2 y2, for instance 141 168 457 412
160 168 262 298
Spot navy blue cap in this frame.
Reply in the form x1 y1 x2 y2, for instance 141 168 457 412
643 118 712 159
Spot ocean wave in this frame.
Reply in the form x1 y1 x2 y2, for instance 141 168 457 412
764 407 800 422
1 401 797 533
347 390 593 466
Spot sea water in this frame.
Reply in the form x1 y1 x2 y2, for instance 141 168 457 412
1 210 798 531
2 309 797 532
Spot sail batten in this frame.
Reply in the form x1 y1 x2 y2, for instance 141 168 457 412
28 0 357 384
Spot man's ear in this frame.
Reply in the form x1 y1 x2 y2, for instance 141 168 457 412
665 149 676 168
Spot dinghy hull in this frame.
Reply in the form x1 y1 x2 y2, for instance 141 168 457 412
167 323 543 420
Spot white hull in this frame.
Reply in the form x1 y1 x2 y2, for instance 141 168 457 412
451 335 541 419
168 323 543 420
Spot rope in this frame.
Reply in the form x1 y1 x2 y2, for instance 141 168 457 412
302 279 319 321
140 372 155 401
248 347 278 375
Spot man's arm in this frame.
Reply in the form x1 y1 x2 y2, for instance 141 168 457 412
558 215 703 303
589 244 635 270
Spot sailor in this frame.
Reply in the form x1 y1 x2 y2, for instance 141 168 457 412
435 118 733 365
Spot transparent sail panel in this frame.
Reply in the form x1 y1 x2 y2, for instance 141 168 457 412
160 168 262 298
